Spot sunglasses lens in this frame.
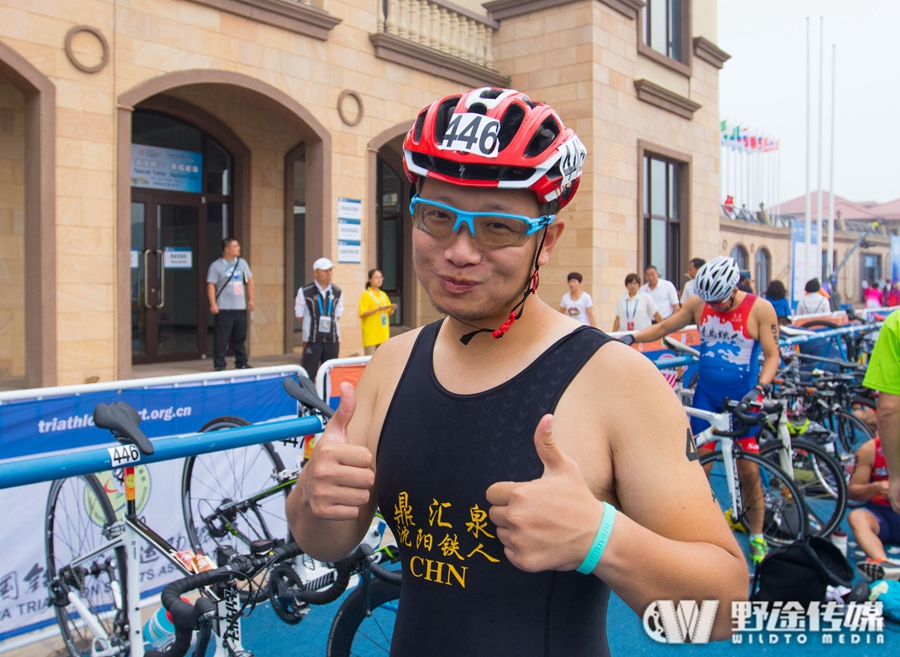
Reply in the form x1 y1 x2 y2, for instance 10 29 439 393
414 203 455 238
473 215 529 247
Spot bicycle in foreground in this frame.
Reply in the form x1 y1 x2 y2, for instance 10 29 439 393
44 376 400 656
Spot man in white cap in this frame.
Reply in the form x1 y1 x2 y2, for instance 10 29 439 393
295 257 343 376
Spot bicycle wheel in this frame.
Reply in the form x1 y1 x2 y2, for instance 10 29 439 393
327 579 401 657
182 416 292 557
699 450 807 545
822 410 874 452
46 475 128 657
759 438 847 538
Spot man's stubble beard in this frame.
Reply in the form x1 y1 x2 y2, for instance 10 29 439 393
430 284 526 324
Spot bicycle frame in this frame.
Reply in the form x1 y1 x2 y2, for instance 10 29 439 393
678 397 744 522
59 466 249 657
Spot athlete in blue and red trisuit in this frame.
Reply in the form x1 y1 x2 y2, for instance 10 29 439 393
626 256 781 565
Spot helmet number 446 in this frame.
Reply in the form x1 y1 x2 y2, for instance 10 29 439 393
439 113 501 158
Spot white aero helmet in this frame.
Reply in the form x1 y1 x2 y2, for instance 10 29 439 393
694 256 741 302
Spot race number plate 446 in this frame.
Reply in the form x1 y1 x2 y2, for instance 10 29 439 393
438 113 501 158
108 444 141 467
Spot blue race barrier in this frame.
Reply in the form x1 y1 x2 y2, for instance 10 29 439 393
0 415 324 490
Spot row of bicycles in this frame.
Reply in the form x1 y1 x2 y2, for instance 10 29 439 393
46 376 398 657
43 309 888 656
664 309 884 549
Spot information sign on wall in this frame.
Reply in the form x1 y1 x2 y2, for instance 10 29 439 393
337 198 362 263
163 247 193 269
131 145 203 193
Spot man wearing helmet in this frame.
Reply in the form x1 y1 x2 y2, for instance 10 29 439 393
287 89 747 654
624 256 781 566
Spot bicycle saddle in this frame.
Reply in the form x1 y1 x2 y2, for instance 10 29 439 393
93 402 155 455
283 377 335 420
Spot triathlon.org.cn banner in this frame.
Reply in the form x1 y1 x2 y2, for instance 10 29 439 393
0 371 304 642
0 375 296 461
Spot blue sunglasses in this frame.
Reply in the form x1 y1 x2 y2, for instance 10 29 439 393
409 195 555 247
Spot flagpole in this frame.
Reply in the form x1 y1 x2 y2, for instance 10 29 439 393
816 16 825 280
804 17 812 285
827 44 836 282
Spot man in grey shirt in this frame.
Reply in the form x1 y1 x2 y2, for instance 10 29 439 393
206 238 255 371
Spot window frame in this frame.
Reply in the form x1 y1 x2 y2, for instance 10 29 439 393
730 244 749 273
638 141 691 286
755 247 771 294
638 0 692 77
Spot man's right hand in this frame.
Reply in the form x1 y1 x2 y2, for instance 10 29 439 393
210 303 219 315
890 479 900 515
302 382 375 520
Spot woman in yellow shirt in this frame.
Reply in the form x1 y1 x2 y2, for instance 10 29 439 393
359 269 396 355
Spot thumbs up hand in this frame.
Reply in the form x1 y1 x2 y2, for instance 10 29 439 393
486 415 605 573
302 382 376 520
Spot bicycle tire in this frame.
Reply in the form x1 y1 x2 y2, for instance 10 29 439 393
759 438 848 538
46 475 129 657
182 416 291 557
326 579 401 657
699 450 808 545
823 410 874 453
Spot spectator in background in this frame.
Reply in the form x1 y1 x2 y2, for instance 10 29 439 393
795 278 831 316
723 195 735 217
737 275 754 294
764 280 792 325
358 269 396 355
613 273 661 332
640 265 680 319
559 272 597 327
888 283 900 307
295 257 343 376
680 257 706 305
866 280 885 309
206 237 254 371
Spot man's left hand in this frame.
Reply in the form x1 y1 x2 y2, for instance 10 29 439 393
248 300 255 311
486 415 603 573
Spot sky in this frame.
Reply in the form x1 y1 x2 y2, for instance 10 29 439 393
717 0 900 206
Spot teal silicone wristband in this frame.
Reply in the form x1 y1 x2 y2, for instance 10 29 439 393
576 502 616 575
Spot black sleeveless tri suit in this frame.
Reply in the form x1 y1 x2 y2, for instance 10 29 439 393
375 320 615 657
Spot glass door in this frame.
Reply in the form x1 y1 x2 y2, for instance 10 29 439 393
132 192 205 363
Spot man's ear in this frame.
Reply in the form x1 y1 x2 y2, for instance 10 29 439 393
537 219 565 267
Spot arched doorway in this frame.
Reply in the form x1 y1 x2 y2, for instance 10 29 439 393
368 124 414 331
117 71 332 378
130 109 237 363
0 41 56 388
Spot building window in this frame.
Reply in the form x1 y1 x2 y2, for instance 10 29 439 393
755 248 771 294
377 158 404 326
643 154 682 283
643 0 684 62
731 245 749 273
861 253 882 292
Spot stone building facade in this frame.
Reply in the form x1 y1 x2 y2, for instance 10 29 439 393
0 0 728 388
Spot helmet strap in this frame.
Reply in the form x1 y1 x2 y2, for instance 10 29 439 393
459 228 547 346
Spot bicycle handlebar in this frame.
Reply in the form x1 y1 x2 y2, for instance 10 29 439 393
708 400 768 438
144 542 304 657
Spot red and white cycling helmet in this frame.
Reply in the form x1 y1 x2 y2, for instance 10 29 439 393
694 256 741 302
403 87 586 211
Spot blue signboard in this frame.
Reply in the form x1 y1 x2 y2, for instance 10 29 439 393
0 375 297 461
131 144 203 193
